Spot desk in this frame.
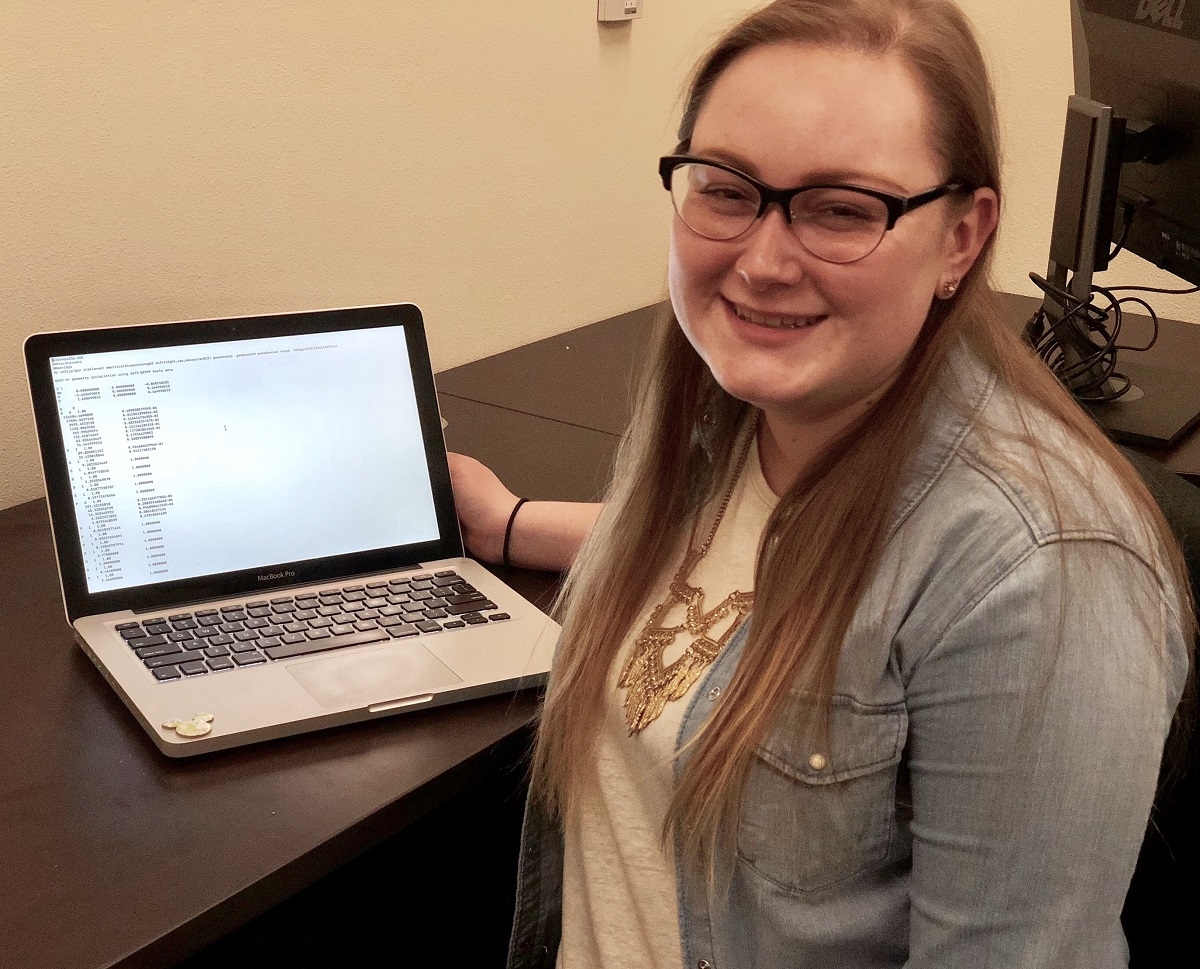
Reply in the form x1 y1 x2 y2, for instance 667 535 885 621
5 294 1198 968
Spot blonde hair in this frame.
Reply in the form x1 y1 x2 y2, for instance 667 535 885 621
531 0 1194 874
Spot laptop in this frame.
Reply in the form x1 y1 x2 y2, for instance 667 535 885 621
24 303 558 757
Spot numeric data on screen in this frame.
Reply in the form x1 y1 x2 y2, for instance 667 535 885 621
49 327 439 593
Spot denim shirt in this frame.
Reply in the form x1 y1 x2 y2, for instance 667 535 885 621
508 351 1189 969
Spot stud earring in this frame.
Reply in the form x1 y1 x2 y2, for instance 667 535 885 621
940 278 960 299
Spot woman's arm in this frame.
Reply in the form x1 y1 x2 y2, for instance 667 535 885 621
903 539 1187 967
447 452 601 572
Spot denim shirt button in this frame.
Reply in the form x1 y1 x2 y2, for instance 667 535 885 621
808 752 828 771
698 961 714 969
708 687 721 701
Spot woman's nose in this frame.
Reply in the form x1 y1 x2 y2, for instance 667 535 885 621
733 206 809 288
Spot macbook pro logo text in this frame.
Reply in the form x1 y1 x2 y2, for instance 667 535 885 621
257 570 296 582
1137 0 1187 30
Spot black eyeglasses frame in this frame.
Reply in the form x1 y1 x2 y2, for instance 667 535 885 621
658 154 972 236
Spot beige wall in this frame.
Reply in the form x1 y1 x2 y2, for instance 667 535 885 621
2 1 1198 509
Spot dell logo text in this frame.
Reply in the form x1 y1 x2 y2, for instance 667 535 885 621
1137 0 1187 30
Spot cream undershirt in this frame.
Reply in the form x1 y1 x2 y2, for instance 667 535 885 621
557 443 778 969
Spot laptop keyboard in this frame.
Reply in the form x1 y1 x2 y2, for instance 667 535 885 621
113 570 510 682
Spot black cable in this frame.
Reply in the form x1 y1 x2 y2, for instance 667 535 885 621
1109 202 1136 262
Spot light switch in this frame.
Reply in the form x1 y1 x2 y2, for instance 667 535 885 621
598 0 642 22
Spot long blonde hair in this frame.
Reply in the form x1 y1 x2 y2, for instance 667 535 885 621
531 0 1194 874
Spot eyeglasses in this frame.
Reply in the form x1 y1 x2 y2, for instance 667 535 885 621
659 155 970 264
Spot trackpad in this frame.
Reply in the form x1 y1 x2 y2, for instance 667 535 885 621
288 641 462 710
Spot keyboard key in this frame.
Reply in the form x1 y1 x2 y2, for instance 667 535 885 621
144 623 171 637
442 620 466 629
258 635 282 648
120 627 147 640
170 618 197 629
432 574 461 587
463 614 489 625
220 605 245 614
342 590 367 601
219 621 246 633
179 661 207 676
270 596 295 605
387 623 420 638
245 617 270 628
354 619 380 631
443 593 487 606
263 628 390 660
317 605 342 617
168 631 196 643
271 602 296 614
281 632 307 644
198 614 224 626
343 584 365 592
294 609 318 621
194 609 219 617
246 607 271 618
232 651 267 666
115 621 142 632
423 608 448 620
204 645 231 657
136 642 183 660
194 626 220 638
208 634 235 647
416 621 442 634
306 627 331 639
283 621 307 634
410 579 434 591
230 641 261 653
445 599 497 616
434 570 458 578
488 613 511 621
127 634 168 649
153 666 182 681
246 600 268 609
330 624 356 636
206 656 235 671
234 630 261 642
366 581 389 589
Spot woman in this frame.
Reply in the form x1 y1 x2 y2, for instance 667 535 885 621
451 1 1193 965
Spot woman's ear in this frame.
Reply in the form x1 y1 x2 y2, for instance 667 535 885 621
943 187 999 281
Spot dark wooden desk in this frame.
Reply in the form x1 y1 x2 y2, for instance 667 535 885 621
0 396 614 969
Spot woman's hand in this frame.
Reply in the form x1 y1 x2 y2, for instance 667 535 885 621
447 452 603 572
447 453 519 564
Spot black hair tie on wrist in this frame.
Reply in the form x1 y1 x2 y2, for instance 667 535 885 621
502 498 528 569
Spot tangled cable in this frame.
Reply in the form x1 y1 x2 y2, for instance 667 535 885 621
1022 272 1198 402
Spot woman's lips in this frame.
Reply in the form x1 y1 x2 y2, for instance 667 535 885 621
726 297 826 330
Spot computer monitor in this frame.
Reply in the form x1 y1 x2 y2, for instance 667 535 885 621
1029 1 1200 446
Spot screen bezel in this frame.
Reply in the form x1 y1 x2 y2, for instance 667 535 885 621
25 303 463 623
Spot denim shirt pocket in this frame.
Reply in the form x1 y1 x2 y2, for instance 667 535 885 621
736 694 908 895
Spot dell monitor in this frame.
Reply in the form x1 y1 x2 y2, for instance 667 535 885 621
1029 1 1200 446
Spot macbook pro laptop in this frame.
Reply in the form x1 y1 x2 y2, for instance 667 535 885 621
24 303 558 756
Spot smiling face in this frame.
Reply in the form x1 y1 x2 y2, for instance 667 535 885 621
669 42 983 448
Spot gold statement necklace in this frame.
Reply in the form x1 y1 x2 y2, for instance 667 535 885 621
619 425 756 734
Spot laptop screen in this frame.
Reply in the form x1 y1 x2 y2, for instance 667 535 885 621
26 304 463 622
48 327 439 593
